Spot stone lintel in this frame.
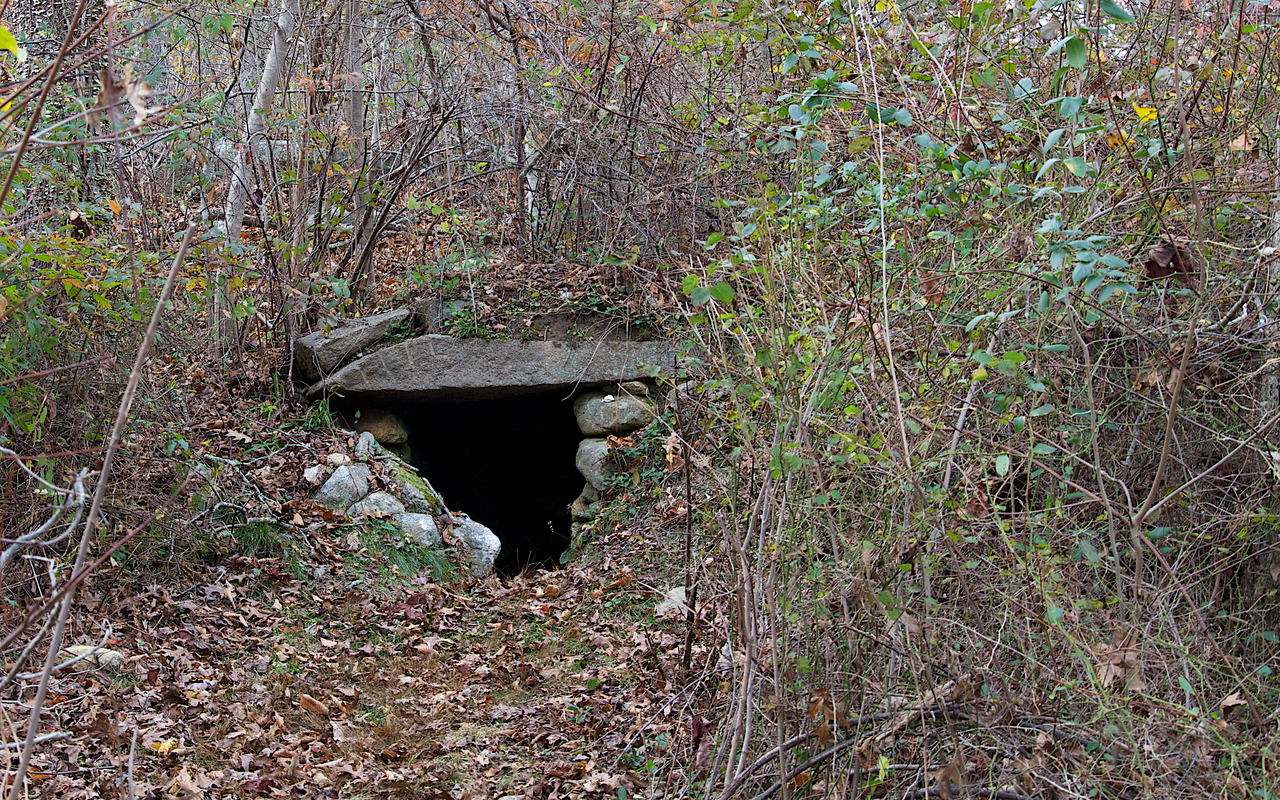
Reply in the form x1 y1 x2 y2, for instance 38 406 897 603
306 337 676 402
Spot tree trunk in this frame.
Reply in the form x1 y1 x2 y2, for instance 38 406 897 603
346 0 375 297
215 0 301 358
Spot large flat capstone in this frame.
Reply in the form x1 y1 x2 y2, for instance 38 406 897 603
305 336 675 401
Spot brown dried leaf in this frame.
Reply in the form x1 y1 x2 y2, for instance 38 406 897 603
1144 240 1196 288
663 433 686 470
1227 133 1256 154
1093 641 1145 692
299 693 330 715
919 271 946 306
1219 692 1247 717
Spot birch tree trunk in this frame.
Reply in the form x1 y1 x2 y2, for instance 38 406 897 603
214 0 301 358
346 0 374 295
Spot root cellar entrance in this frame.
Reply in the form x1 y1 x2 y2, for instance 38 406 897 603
401 392 584 575
308 336 674 576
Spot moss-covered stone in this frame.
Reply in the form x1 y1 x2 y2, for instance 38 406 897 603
387 459 444 514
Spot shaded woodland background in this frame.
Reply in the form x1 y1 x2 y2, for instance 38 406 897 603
4 0 1280 797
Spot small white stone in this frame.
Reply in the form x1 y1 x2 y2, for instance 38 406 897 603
603 394 616 403
327 453 353 466
58 645 125 672
655 586 690 619
303 465 331 485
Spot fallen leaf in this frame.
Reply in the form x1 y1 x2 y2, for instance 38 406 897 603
1220 692 1247 716
919 271 946 305
1144 239 1197 288
299 694 330 715
146 739 180 755
1228 133 1256 154
1132 102 1158 123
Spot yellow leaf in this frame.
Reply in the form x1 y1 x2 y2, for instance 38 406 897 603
146 739 180 755
108 198 122 215
1132 102 1158 123
1106 129 1133 148
971 366 988 381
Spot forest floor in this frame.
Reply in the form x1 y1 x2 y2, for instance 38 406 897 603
27 504 710 799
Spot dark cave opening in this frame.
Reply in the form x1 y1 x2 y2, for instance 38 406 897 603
399 391 584 575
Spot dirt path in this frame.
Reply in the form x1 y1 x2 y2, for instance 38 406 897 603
24 525 703 799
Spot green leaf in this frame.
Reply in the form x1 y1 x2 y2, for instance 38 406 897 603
893 108 914 126
1099 0 1136 23
709 282 734 303
690 287 712 306
1059 95 1084 119
1032 442 1056 454
1072 260 1094 283
1064 36 1087 68
1043 128 1065 153
1076 539 1101 563
865 103 892 124
1030 404 1055 417
1010 77 1036 101
995 454 1011 476
1063 156 1090 176
1037 215 1062 234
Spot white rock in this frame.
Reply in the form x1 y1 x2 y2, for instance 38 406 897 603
303 465 332 485
57 645 125 672
395 513 441 547
347 491 406 518
326 453 353 467
655 586 691 619
354 431 381 457
452 513 501 578
314 464 372 507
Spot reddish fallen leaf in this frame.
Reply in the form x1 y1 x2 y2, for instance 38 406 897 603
963 490 991 519
919 271 946 305
1144 239 1196 288
299 694 330 715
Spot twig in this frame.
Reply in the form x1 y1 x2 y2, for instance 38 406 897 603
0 354 111 387
127 728 138 800
0 732 69 750
5 222 196 800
